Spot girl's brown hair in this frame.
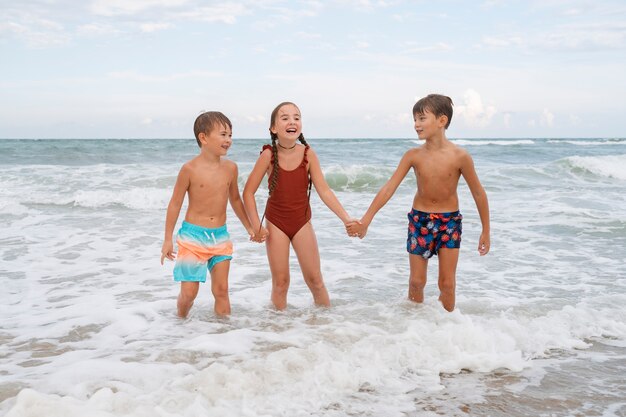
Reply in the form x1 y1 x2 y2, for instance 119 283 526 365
267 102 310 196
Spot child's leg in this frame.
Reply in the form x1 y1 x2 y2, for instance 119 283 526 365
266 221 292 310
209 260 231 316
408 254 428 303
177 281 199 318
291 222 330 307
437 248 460 312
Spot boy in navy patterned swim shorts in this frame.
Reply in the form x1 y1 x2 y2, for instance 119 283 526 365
347 94 490 311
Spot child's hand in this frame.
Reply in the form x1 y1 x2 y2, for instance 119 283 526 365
477 232 490 256
161 241 176 264
346 220 367 239
251 227 269 243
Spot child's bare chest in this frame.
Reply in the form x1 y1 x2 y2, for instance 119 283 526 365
415 153 459 180
189 169 230 196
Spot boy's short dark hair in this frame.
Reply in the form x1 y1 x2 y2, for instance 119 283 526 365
412 94 454 129
193 111 232 147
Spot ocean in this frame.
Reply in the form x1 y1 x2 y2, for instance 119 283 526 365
0 137 625 417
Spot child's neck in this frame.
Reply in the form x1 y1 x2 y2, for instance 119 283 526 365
199 149 221 164
423 132 447 149
276 139 297 151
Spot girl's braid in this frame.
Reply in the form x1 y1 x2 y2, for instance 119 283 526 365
269 132 280 196
297 133 308 147
298 133 313 216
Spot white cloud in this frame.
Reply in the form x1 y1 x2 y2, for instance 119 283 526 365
0 19 69 47
481 0 503 8
140 22 173 32
77 23 121 36
176 4 249 24
503 113 512 128
535 23 626 50
91 0 189 17
107 70 222 82
246 115 266 123
563 8 582 16
455 89 497 128
296 31 322 39
541 108 554 127
482 35 523 48
402 41 452 53
141 117 153 125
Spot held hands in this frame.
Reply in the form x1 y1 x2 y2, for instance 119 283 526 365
345 218 368 239
160 240 176 264
250 226 269 243
477 232 490 256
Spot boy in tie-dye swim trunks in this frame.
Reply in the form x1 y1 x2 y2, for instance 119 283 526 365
347 94 491 312
161 111 260 318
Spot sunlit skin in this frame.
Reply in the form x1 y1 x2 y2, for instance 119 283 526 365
347 108 490 312
161 123 258 318
243 103 358 310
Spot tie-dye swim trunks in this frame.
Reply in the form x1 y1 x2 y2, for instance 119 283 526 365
173 221 233 282
407 209 463 259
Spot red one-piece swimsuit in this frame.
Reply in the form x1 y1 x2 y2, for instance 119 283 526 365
262 144 311 240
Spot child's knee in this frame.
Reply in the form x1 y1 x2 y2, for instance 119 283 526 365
273 274 290 291
438 277 456 293
179 284 199 300
409 276 426 291
211 281 229 299
304 272 325 290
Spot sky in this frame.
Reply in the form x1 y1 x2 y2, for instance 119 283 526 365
1 0 626 139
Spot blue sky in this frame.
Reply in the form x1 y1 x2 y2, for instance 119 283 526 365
1 0 625 139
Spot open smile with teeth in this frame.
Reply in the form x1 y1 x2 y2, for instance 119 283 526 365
286 128 297 133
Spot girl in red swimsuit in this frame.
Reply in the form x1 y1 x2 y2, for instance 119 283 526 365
243 102 356 310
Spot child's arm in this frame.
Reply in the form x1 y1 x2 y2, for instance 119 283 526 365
243 150 271 241
460 152 490 256
349 151 413 238
228 162 256 240
161 165 190 264
307 149 355 225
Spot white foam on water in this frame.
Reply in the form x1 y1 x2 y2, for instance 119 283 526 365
564 154 626 180
2 297 624 416
450 139 535 146
2 139 626 416
548 139 626 146
72 188 170 210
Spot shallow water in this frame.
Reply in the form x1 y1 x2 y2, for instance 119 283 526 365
1 138 625 416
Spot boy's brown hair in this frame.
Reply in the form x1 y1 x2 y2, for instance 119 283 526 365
193 111 232 147
412 94 454 129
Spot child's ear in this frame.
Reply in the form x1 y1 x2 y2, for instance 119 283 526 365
198 132 207 145
438 115 448 127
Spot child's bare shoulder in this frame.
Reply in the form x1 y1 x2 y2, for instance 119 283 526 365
404 146 425 162
221 158 239 176
258 147 273 163
178 158 196 175
449 142 473 162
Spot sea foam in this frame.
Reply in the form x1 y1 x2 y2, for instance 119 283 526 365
564 154 626 180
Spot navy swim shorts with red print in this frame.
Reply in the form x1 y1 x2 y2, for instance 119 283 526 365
407 209 463 259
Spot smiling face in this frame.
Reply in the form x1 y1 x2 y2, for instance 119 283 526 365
270 103 302 142
198 123 232 156
414 110 447 140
